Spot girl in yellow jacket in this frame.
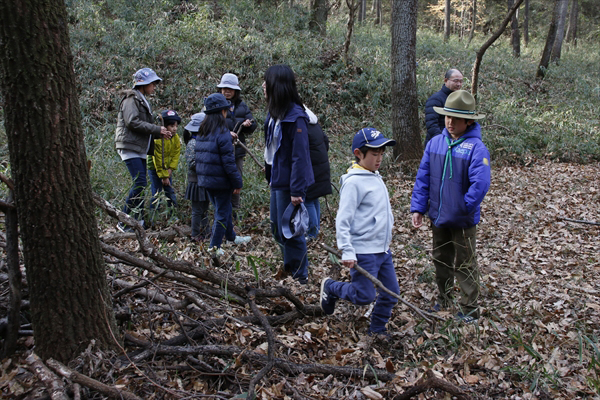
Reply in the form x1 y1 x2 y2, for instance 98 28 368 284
148 110 181 220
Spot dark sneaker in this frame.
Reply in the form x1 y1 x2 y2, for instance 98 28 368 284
456 311 478 324
297 277 308 285
117 222 134 233
320 278 337 315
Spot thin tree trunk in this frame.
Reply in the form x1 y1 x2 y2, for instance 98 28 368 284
343 0 359 63
467 0 477 47
565 0 578 47
391 0 422 161
376 0 381 24
0 0 118 363
444 0 451 42
309 0 329 35
551 0 569 63
523 0 529 46
509 0 521 57
471 0 524 98
537 0 561 78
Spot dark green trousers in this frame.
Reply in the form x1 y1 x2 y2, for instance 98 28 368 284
431 225 480 318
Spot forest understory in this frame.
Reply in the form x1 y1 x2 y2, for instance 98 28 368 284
1 160 599 399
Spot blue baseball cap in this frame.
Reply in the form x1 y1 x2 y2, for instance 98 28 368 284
352 127 396 151
133 68 162 87
204 93 231 114
185 113 206 132
281 203 309 239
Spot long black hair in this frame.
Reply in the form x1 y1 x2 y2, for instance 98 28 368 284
264 64 303 120
198 112 227 137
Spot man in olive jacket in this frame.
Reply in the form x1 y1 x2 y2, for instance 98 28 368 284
115 67 171 232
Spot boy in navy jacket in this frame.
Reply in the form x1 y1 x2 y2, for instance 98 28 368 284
411 90 491 323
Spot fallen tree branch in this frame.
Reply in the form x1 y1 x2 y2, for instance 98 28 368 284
393 369 470 400
246 288 277 399
26 353 68 400
321 243 444 324
46 358 143 400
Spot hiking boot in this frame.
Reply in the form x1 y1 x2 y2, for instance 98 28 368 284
456 311 479 324
320 278 337 315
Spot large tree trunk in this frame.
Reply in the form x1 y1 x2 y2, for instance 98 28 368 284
508 0 521 57
309 0 329 35
0 0 118 363
523 0 529 46
565 0 578 47
391 0 422 161
551 0 569 63
444 0 451 42
471 0 524 98
537 0 561 78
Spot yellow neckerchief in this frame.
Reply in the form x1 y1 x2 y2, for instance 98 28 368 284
348 161 374 173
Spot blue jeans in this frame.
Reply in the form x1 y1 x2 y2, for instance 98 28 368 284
207 189 236 248
123 158 148 221
328 251 399 333
148 169 177 209
270 189 308 280
304 198 320 239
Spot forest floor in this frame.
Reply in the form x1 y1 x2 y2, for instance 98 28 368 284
2 161 600 399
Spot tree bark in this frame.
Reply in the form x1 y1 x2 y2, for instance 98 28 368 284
537 0 561 78
551 0 569 63
509 0 521 57
471 0 524 98
309 0 329 35
1 190 20 359
444 0 451 41
0 0 118 363
391 0 422 161
565 0 578 46
523 0 529 46
376 0 382 25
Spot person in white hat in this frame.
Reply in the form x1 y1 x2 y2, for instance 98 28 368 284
115 67 172 232
411 90 490 324
217 73 257 220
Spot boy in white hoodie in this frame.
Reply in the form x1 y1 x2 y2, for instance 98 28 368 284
320 128 400 336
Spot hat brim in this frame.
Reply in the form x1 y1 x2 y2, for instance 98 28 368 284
184 122 200 132
204 104 231 114
433 106 485 120
217 83 241 91
281 203 308 239
364 139 396 148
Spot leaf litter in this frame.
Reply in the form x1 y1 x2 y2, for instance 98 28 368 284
1 161 599 399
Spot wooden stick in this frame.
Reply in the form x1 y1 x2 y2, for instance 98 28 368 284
560 217 600 226
320 243 445 324
233 119 264 170
26 353 69 400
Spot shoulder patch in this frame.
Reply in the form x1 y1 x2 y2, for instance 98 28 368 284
483 158 489 166
297 129 302 133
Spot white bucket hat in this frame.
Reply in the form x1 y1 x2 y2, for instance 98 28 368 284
217 73 241 91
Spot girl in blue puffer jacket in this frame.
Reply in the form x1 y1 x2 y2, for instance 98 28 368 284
195 93 251 254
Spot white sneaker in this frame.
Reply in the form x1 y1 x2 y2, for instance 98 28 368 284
233 236 251 245
214 248 225 256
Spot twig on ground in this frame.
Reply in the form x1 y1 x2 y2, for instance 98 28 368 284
26 353 68 400
393 369 470 400
560 217 600 226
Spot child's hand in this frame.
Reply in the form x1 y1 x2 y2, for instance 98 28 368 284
290 196 303 206
160 126 172 139
242 119 252 127
162 178 170 187
233 188 241 195
342 259 356 269
168 169 172 177
230 131 238 141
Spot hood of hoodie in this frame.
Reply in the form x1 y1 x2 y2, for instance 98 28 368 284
340 167 382 186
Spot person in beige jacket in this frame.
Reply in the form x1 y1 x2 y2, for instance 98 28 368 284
115 67 171 232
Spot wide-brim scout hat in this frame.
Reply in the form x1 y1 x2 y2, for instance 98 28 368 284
352 127 396 151
204 93 231 114
133 68 162 87
216 73 241 91
433 90 485 120
185 113 206 132
281 203 309 239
